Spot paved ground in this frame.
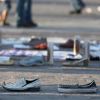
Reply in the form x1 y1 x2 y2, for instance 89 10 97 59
0 0 100 100
0 93 100 100
0 64 100 100
0 0 100 39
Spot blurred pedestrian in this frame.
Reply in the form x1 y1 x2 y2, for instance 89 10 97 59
17 0 37 27
69 0 85 14
0 0 11 26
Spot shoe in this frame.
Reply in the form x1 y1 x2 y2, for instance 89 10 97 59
24 38 47 50
2 78 40 91
59 39 74 49
17 22 37 28
26 21 37 27
66 53 82 60
17 23 26 28
2 22 10 26
0 22 10 26
58 80 97 93
69 9 82 14
19 56 44 66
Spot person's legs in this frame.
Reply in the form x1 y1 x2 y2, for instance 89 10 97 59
69 0 85 14
16 0 26 26
24 0 37 27
24 0 32 22
77 0 85 9
5 0 11 10
0 0 11 26
0 14 3 25
3 0 11 25
0 9 8 25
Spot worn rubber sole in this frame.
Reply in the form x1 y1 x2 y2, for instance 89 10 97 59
58 87 97 93
3 86 41 92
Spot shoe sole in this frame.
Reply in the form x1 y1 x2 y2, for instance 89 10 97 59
58 87 97 93
26 87 41 92
3 86 41 92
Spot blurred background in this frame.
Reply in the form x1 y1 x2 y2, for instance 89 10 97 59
7 0 100 28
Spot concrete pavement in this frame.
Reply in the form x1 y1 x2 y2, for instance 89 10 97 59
0 0 100 100
0 93 99 100
0 0 99 39
0 65 100 100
